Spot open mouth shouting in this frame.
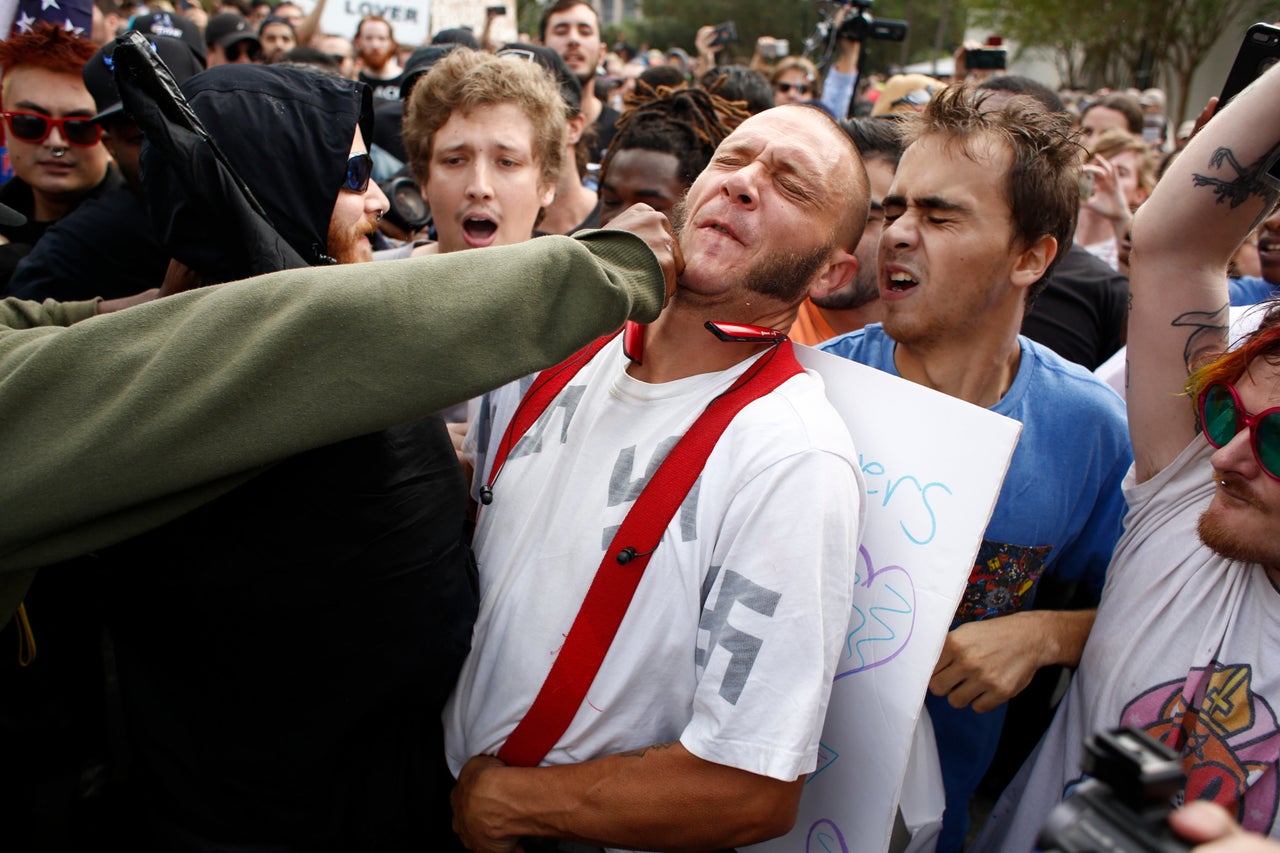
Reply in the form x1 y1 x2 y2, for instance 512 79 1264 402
462 214 499 248
883 267 920 296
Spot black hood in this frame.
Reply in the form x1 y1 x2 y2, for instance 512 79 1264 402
138 62 373 280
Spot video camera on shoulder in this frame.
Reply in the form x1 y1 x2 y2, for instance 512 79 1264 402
1037 727 1190 853
838 0 908 43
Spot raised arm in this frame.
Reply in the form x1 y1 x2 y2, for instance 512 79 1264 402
0 224 672 577
294 0 326 47
1126 63 1280 483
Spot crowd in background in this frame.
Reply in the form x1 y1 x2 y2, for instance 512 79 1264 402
3 2 1280 853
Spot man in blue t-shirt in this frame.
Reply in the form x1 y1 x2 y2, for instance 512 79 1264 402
821 86 1132 852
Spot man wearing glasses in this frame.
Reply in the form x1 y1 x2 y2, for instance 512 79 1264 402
4 62 499 852
0 22 117 288
977 61 1280 851
4 35 205 303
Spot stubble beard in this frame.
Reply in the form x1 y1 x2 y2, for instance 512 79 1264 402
812 267 878 311
1197 501 1280 569
669 198 831 304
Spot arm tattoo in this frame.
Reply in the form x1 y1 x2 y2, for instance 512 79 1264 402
1172 303 1230 373
1192 144 1280 230
618 742 678 760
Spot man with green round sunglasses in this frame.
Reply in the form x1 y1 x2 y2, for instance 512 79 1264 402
976 58 1280 852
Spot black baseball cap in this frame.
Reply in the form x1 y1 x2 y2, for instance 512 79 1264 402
129 11 206 65
205 12 260 50
399 44 456 101
85 35 206 123
497 42 583 115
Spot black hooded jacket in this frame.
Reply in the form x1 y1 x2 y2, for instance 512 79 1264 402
140 63 373 281
86 61 472 852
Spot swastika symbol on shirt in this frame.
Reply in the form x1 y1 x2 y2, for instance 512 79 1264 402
509 385 586 462
697 568 781 704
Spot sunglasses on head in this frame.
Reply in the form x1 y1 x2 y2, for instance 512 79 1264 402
775 82 811 96
343 153 374 193
1198 381 1280 480
2 111 102 147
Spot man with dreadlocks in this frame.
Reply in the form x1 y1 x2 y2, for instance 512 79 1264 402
976 61 1280 851
447 103 869 853
597 83 749 226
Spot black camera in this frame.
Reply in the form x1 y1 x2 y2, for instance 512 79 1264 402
838 0 908 43
966 47 1007 70
709 20 738 47
1037 728 1190 853
379 174 432 235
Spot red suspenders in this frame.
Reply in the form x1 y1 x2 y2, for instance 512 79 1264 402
483 327 804 767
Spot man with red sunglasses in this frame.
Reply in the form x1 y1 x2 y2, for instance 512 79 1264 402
0 22 118 288
976 61 1280 851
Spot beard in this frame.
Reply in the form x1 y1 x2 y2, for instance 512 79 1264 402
744 244 834 303
812 266 879 311
669 198 833 305
327 216 376 265
1197 501 1280 568
361 45 394 72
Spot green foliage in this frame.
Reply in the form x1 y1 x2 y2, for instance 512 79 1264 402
967 0 1271 121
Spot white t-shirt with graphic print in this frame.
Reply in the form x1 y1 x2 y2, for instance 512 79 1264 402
445 338 863 782
975 438 1280 851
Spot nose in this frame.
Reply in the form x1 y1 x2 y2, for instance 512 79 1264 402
1211 427 1263 480
46 122 68 148
466 160 494 201
721 163 761 209
366 179 389 215
881 210 917 252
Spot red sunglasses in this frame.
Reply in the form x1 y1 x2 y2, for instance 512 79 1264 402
2 110 102 147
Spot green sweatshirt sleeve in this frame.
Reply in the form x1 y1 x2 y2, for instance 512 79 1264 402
0 296 99 329
0 231 664 601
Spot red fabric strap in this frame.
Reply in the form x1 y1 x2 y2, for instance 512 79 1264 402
484 332 618 495
496 340 804 767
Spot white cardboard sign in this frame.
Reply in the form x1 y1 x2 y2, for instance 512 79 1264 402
293 0 431 47
749 346 1021 853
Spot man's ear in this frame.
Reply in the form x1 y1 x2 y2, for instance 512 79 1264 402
1011 234 1057 291
808 248 859 301
567 113 588 147
539 180 556 208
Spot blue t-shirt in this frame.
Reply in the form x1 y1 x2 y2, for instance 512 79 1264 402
1229 275 1277 306
820 325 1133 852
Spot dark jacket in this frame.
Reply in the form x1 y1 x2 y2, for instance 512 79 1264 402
0 165 123 290
5 183 168 301
6 58 474 852
139 62 373 282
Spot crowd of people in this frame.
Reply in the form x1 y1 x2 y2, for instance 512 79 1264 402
1 1 1279 852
